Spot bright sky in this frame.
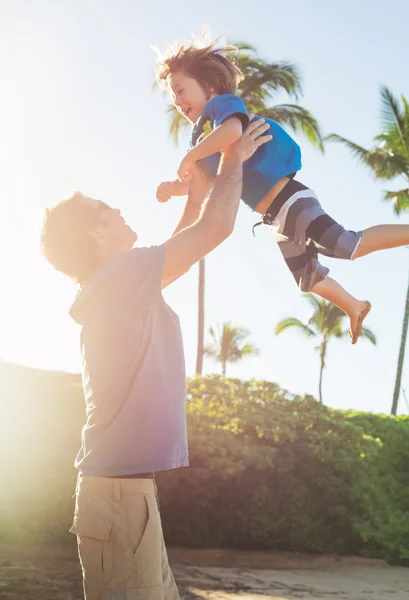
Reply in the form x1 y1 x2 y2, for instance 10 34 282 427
1 0 409 415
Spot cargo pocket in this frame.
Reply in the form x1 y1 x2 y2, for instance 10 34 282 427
132 494 162 588
70 513 114 584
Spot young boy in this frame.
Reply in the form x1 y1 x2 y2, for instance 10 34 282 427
155 36 409 343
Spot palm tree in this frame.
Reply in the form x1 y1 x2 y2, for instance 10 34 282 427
275 295 376 404
205 321 260 377
326 86 409 413
162 41 324 376
195 258 205 374
392 265 409 415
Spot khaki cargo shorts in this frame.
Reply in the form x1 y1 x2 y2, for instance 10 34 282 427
69 474 179 600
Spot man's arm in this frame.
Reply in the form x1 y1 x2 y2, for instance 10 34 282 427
169 164 214 238
162 118 272 282
161 164 214 289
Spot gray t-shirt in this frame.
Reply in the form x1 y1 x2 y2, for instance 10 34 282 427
69 245 188 476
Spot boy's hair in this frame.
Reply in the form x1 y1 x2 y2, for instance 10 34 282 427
155 34 244 95
41 191 101 285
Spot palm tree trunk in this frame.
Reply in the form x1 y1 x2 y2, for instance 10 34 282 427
195 258 205 375
222 361 226 377
318 360 324 404
318 340 326 404
391 267 409 415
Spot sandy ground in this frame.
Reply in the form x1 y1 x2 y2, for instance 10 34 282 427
0 543 408 600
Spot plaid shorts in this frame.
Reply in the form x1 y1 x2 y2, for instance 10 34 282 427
264 180 362 292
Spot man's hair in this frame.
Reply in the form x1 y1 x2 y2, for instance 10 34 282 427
155 34 244 95
41 191 101 285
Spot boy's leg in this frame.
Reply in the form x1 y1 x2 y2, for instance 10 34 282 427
311 276 371 343
353 225 409 259
274 189 397 341
275 232 371 343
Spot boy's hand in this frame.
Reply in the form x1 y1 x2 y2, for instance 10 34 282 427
156 179 190 203
177 152 195 183
156 181 173 203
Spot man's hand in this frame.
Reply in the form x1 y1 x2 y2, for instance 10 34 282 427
156 179 191 203
224 116 272 163
177 152 195 183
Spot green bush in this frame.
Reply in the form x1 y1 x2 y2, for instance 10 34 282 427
344 411 409 558
1 364 409 559
157 376 385 555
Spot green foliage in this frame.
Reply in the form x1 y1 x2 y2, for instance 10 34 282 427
157 376 387 554
205 322 259 376
1 363 409 559
328 86 409 416
343 411 409 558
327 86 409 214
275 296 376 404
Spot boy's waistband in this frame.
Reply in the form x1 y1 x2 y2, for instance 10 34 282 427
263 179 309 225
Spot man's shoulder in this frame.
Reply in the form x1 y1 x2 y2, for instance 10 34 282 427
92 245 165 294
113 244 164 265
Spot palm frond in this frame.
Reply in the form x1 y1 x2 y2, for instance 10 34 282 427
307 298 345 336
305 293 323 312
227 342 260 364
380 85 405 141
238 61 302 101
340 325 376 344
361 327 377 345
229 40 257 53
325 134 373 161
383 188 409 215
275 318 316 337
240 343 260 357
204 344 219 359
401 94 409 151
205 321 259 370
166 105 190 145
326 134 408 179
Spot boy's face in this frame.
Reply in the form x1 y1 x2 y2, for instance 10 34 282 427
168 71 211 124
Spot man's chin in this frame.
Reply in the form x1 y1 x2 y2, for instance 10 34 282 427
129 229 138 246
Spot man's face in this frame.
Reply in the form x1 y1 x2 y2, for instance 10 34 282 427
83 197 137 256
168 71 211 124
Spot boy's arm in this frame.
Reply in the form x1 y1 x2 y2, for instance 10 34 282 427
177 117 243 182
156 179 190 203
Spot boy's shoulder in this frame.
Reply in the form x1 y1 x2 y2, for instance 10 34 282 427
203 94 248 126
203 94 245 115
190 94 249 147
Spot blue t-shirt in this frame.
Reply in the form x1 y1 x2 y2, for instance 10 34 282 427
69 245 188 476
190 94 302 210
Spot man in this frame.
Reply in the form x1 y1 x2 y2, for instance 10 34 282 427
41 118 271 599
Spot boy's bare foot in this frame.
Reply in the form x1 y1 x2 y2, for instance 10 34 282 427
348 301 372 344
